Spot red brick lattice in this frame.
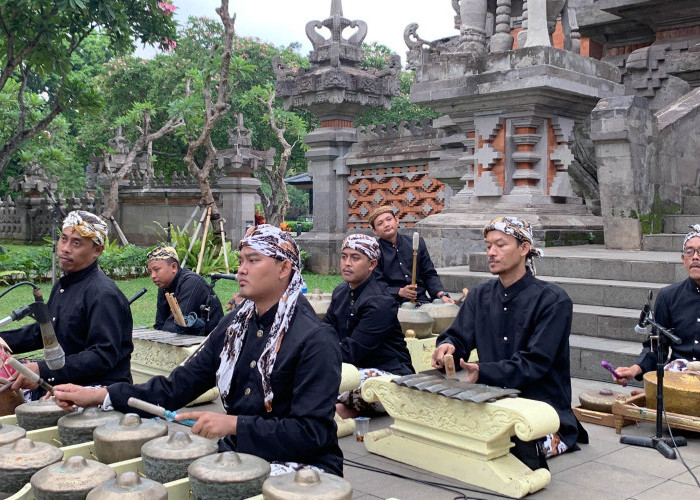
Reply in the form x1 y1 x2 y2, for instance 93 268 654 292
347 165 445 229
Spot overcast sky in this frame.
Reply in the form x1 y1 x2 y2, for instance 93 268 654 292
136 0 457 62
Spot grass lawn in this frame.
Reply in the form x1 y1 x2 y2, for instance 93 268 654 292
0 270 342 330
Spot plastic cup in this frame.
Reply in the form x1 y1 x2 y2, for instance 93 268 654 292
354 416 370 442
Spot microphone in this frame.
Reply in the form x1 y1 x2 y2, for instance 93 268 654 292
32 288 65 370
208 273 238 281
634 303 650 335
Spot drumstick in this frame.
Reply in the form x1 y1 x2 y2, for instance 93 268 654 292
127 397 196 427
165 293 187 326
443 354 456 377
411 232 419 304
4 357 55 394
455 288 469 304
601 360 627 387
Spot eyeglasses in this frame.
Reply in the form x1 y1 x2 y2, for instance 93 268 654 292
683 248 700 257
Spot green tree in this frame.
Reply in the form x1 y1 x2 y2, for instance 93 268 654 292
0 0 178 177
355 42 440 127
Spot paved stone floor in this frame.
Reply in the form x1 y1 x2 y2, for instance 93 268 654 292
342 377 700 500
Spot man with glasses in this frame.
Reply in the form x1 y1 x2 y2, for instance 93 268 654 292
613 224 700 384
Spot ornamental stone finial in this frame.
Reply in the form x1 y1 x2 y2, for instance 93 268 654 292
305 0 367 66
276 0 399 123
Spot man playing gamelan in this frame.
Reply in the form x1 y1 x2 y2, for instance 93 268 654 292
53 225 343 476
147 246 224 335
613 224 700 383
369 205 455 305
324 234 414 419
1 210 133 393
431 216 587 469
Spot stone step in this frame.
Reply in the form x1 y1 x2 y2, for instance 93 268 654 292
467 247 685 283
642 233 684 252
570 334 642 386
682 195 700 215
440 268 666 310
572 304 646 343
663 214 700 234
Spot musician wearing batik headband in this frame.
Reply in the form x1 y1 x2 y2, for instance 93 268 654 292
53 224 343 477
148 246 223 335
0 210 133 394
368 205 455 304
324 234 414 419
431 216 587 470
613 224 700 384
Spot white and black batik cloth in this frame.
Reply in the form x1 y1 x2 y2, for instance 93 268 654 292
337 367 393 413
216 224 303 412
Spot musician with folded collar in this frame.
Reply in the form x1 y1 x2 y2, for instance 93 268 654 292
0 210 133 394
324 234 414 419
147 246 223 335
53 225 343 477
431 216 588 469
613 224 700 383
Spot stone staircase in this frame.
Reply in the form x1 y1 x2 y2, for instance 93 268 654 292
436 226 696 385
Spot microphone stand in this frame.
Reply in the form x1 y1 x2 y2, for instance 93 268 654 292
620 313 687 459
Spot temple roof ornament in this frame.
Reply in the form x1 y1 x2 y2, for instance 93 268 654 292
275 0 398 123
8 160 58 197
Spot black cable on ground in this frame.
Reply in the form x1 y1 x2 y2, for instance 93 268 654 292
663 406 700 489
343 457 514 500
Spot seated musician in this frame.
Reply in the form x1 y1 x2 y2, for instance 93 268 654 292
0 211 133 395
324 235 414 419
369 205 455 305
53 225 343 476
613 224 700 383
147 246 224 335
431 216 587 469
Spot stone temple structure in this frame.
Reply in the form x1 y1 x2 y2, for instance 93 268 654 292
270 0 700 272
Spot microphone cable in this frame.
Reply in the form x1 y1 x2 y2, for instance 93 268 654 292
0 281 39 301
663 406 700 489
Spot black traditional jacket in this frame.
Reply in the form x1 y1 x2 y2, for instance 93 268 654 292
154 267 224 334
374 233 446 304
436 270 586 449
108 295 343 476
324 274 414 375
635 278 700 375
0 260 133 386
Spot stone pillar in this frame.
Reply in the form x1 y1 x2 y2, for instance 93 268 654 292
217 176 262 245
299 127 356 272
591 96 656 249
275 0 399 273
458 0 488 55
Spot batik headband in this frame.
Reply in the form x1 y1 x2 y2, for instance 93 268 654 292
483 216 544 274
342 234 380 261
62 210 108 246
147 246 179 263
217 224 303 412
683 224 700 252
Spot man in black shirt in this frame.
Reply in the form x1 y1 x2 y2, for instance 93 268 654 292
432 216 587 468
147 246 223 335
613 224 700 383
54 225 343 476
369 205 455 304
324 234 414 419
1 210 133 391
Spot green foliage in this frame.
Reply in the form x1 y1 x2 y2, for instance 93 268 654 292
99 242 150 278
283 221 313 232
359 42 395 70
0 0 179 176
0 246 52 279
151 221 239 275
